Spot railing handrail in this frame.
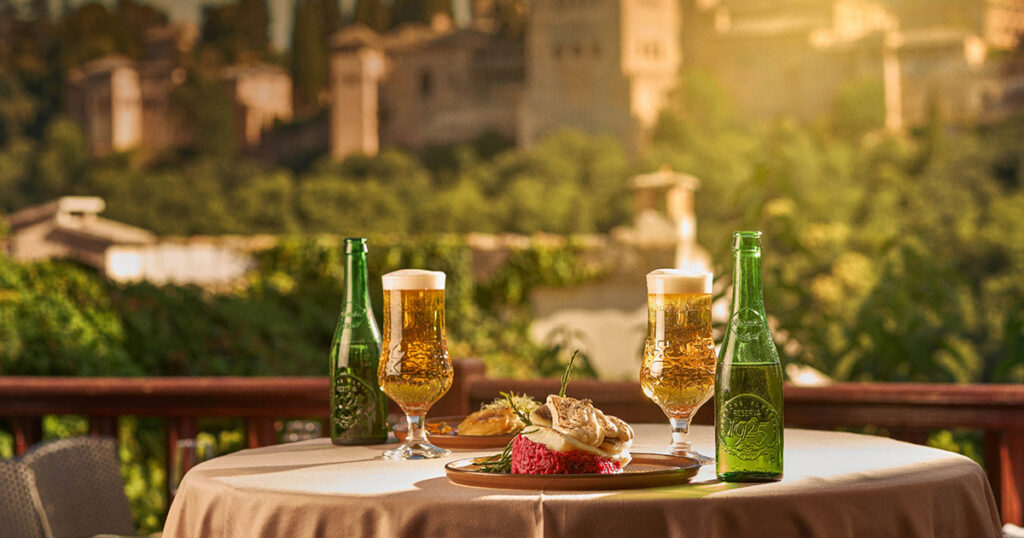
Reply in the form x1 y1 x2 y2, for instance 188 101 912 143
0 376 326 393
785 382 1024 405
4 376 1021 404
0 377 329 417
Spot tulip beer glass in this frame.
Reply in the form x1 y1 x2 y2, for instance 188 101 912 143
640 269 716 463
377 269 454 459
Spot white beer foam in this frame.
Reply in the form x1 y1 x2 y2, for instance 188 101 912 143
646 269 712 294
382 269 446 290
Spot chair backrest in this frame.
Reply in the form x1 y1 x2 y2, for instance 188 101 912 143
0 459 48 538
21 437 135 538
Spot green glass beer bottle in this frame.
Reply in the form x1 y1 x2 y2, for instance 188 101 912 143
715 231 784 481
330 238 388 445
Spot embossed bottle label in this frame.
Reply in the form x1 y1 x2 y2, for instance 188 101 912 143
341 303 366 329
332 373 377 432
719 394 781 461
729 307 765 344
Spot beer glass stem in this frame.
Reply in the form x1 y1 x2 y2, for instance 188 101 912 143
669 416 693 451
405 414 428 445
668 416 712 463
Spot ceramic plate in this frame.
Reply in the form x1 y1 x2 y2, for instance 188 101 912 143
444 453 701 490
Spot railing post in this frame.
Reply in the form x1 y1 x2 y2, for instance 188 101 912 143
1001 429 1024 526
891 427 930 446
12 416 42 455
89 416 118 438
246 418 277 448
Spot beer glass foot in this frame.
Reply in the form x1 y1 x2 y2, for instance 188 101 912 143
667 445 714 465
667 416 714 465
382 440 451 460
383 413 450 460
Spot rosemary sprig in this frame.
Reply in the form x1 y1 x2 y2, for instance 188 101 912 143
503 391 533 426
474 394 536 473
473 428 538 474
558 350 579 398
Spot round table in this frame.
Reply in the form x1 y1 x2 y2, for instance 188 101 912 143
163 425 1000 537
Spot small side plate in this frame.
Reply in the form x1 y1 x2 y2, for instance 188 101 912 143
445 453 701 490
394 416 516 449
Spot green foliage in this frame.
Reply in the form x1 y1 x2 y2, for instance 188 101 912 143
0 258 134 375
652 70 1024 385
33 118 87 200
60 4 140 67
170 70 237 160
201 0 271 64
119 418 168 534
0 65 38 144
352 0 390 32
232 170 300 233
830 77 886 140
390 0 452 26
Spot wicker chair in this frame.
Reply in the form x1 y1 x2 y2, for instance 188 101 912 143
0 459 48 538
21 437 135 538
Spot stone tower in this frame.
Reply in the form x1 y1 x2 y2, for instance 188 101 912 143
520 0 681 152
329 26 387 159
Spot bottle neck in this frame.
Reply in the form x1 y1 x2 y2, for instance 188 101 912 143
730 248 765 315
344 251 372 309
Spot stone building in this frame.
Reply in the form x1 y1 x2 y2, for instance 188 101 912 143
683 0 893 123
66 25 197 159
879 0 1024 128
328 18 523 159
67 23 291 159
5 197 155 273
329 26 387 159
519 0 681 152
4 197 260 285
66 56 144 157
221 63 294 149
686 0 1024 129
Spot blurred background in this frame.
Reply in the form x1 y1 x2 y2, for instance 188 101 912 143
1 0 1023 531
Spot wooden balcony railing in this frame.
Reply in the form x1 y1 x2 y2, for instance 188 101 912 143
1 358 1022 526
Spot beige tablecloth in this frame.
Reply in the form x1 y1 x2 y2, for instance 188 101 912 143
163 425 1000 538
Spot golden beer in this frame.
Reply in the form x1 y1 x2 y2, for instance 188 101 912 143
378 288 453 414
640 268 715 462
640 293 716 418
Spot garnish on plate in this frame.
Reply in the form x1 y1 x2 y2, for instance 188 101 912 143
457 393 540 436
425 421 454 435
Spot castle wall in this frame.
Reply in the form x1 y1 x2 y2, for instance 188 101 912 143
520 0 636 149
380 36 521 149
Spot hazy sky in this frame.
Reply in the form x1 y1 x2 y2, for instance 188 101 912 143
43 0 357 51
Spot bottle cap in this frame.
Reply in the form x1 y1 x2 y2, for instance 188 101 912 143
382 269 446 290
646 269 712 294
344 237 368 254
732 231 762 252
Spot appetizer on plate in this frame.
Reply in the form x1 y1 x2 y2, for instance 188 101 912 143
475 352 635 475
511 395 634 474
457 394 540 436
